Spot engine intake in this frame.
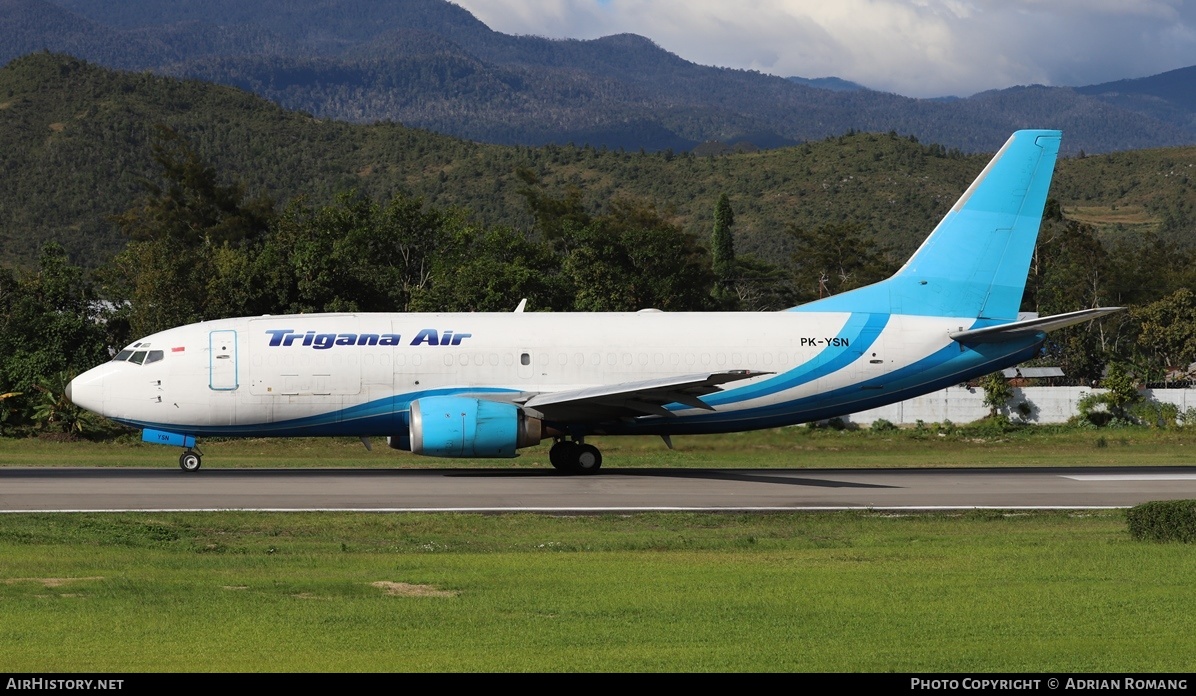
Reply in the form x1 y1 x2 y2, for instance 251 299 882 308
408 396 543 458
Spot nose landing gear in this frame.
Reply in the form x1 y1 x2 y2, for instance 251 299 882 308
548 438 602 474
178 448 203 472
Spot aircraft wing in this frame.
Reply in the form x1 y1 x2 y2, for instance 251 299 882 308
949 307 1123 343
518 370 768 422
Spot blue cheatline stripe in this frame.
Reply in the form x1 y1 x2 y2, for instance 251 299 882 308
701 312 889 407
121 386 520 439
608 333 1044 435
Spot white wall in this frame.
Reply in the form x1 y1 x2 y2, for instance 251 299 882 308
844 387 1195 426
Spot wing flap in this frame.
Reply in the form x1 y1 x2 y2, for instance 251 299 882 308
521 370 768 422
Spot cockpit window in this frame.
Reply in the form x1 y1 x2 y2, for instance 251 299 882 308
112 343 163 365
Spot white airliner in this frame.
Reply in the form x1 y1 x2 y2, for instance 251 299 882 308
68 130 1118 473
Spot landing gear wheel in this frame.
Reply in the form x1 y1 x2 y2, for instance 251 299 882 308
548 441 601 474
549 441 578 472
575 444 602 474
179 450 202 472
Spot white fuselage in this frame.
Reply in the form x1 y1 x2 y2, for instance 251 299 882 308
67 310 1033 438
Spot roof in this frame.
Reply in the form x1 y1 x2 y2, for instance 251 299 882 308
1002 367 1065 378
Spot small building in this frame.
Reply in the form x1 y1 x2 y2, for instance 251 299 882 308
1001 366 1066 386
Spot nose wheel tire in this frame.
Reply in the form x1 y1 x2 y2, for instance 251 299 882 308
179 450 202 472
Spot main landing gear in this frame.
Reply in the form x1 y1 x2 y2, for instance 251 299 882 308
178 448 203 472
548 438 602 474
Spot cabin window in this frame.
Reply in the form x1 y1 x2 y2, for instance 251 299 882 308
143 350 164 365
520 353 530 366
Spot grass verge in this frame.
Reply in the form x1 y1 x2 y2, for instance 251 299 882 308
3 424 1195 469
1 510 1194 672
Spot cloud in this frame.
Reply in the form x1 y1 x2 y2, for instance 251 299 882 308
450 0 1196 97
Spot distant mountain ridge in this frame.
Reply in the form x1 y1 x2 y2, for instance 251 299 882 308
2 53 1194 277
3 0 1196 154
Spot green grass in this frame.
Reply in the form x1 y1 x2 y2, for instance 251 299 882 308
3 425 1194 469
0 510 1193 672
3 428 1194 671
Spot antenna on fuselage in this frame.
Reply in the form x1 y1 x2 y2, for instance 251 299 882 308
514 299 527 313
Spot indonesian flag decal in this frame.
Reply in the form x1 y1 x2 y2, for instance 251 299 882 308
172 346 185 353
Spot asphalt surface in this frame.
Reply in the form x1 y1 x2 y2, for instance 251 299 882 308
3 466 1196 511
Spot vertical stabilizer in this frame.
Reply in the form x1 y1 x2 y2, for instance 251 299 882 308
793 130 1061 321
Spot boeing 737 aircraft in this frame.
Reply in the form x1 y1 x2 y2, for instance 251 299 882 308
68 130 1118 473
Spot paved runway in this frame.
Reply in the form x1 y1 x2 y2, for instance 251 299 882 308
3 466 1196 512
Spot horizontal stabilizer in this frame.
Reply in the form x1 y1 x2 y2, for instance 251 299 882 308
520 370 769 422
949 307 1123 343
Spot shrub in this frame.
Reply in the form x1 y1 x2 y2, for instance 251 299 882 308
980 372 1013 417
967 414 1017 436
1127 500 1196 543
1128 400 1180 428
870 419 898 432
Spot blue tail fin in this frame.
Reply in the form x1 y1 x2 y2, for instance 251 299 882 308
792 130 1061 320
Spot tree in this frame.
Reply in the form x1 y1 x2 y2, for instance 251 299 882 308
0 244 111 431
257 191 454 314
711 193 736 307
1028 218 1122 382
110 126 274 248
409 225 572 312
787 222 895 303
980 372 1014 418
106 127 276 337
1101 362 1141 420
515 167 590 246
564 199 715 312
1134 288 1196 372
731 256 796 311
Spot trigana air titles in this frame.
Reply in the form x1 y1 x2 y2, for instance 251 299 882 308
69 130 1118 473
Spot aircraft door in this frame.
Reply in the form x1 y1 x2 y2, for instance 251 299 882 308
210 330 239 391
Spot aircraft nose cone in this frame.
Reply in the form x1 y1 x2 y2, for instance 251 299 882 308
66 365 108 415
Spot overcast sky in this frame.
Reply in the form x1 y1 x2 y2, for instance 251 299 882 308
451 0 1196 98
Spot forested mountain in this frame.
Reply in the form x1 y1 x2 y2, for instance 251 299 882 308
3 0 1195 154
4 53 1196 434
2 53 1195 273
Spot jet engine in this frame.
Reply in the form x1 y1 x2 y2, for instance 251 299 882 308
404 396 544 458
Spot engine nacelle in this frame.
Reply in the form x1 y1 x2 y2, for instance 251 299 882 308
408 396 544 458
